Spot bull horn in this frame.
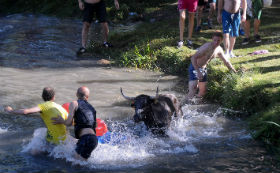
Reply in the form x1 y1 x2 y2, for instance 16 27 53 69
155 86 159 97
150 86 159 99
120 88 135 100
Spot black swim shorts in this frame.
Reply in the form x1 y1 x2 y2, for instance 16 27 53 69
75 134 98 159
83 0 107 23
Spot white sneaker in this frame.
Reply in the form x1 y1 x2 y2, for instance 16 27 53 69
177 41 183 48
224 52 230 59
229 51 236 58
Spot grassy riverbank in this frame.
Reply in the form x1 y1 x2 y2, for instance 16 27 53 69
2 0 280 149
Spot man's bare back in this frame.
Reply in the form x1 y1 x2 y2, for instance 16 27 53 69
223 0 241 13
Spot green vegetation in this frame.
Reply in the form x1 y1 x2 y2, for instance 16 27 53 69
1 0 280 151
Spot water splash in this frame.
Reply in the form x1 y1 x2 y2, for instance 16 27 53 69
20 106 233 169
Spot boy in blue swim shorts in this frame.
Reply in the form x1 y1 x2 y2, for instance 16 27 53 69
217 0 247 58
185 31 237 102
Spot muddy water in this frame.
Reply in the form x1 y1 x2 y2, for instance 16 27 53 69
0 14 279 173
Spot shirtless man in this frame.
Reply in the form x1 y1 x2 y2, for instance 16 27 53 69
77 0 119 54
52 86 98 160
217 0 247 58
186 31 237 101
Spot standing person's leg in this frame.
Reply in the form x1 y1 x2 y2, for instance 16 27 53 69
188 12 195 41
101 22 109 44
253 0 262 43
96 0 112 47
196 5 204 32
229 12 241 58
78 2 94 54
179 10 186 43
221 10 231 57
253 18 261 43
196 0 205 32
177 0 187 48
208 0 216 29
242 19 251 45
81 22 91 49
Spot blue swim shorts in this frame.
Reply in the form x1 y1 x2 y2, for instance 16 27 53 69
222 10 241 37
188 63 207 82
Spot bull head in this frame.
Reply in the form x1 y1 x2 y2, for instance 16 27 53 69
120 87 159 122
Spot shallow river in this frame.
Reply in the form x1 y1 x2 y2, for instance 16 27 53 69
0 14 279 173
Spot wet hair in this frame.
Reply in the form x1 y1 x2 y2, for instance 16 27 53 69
213 30 223 39
42 87 55 101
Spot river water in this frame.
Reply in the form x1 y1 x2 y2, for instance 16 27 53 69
0 14 279 173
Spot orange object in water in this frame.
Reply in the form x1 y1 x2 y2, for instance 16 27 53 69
96 118 108 136
62 102 70 113
62 102 107 136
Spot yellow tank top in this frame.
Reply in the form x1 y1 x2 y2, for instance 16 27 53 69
38 101 68 145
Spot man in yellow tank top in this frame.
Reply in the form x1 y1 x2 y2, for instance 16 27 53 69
5 87 68 145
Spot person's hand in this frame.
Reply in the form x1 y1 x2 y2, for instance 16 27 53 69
114 0 119 10
197 70 203 81
78 1 84 10
217 14 222 24
4 106 13 112
241 14 246 22
51 115 65 125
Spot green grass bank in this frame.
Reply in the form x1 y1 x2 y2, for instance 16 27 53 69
1 0 280 149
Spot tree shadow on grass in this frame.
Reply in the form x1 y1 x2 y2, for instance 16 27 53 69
252 65 280 74
246 54 280 63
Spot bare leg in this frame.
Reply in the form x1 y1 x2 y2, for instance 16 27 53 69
187 80 198 100
208 3 216 20
223 33 230 54
101 22 109 43
196 6 204 27
229 36 236 53
244 20 251 38
254 19 261 36
82 22 91 48
197 82 207 98
188 12 195 40
179 10 186 41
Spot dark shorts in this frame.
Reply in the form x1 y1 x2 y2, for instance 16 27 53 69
83 0 107 23
198 0 216 6
188 63 207 82
75 134 98 159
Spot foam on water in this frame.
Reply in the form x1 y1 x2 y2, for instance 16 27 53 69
21 105 235 169
0 128 8 134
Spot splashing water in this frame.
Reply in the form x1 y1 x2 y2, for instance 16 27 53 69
21 104 236 169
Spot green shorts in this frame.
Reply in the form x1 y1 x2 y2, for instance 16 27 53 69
247 0 263 20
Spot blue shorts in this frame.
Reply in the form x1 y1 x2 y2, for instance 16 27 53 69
188 63 207 82
75 134 98 159
222 10 241 37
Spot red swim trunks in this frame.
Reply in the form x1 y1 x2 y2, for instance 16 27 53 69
178 0 198 12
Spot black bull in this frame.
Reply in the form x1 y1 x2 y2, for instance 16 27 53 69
120 88 183 135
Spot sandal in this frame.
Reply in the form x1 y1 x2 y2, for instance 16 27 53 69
103 42 113 48
77 47 86 55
